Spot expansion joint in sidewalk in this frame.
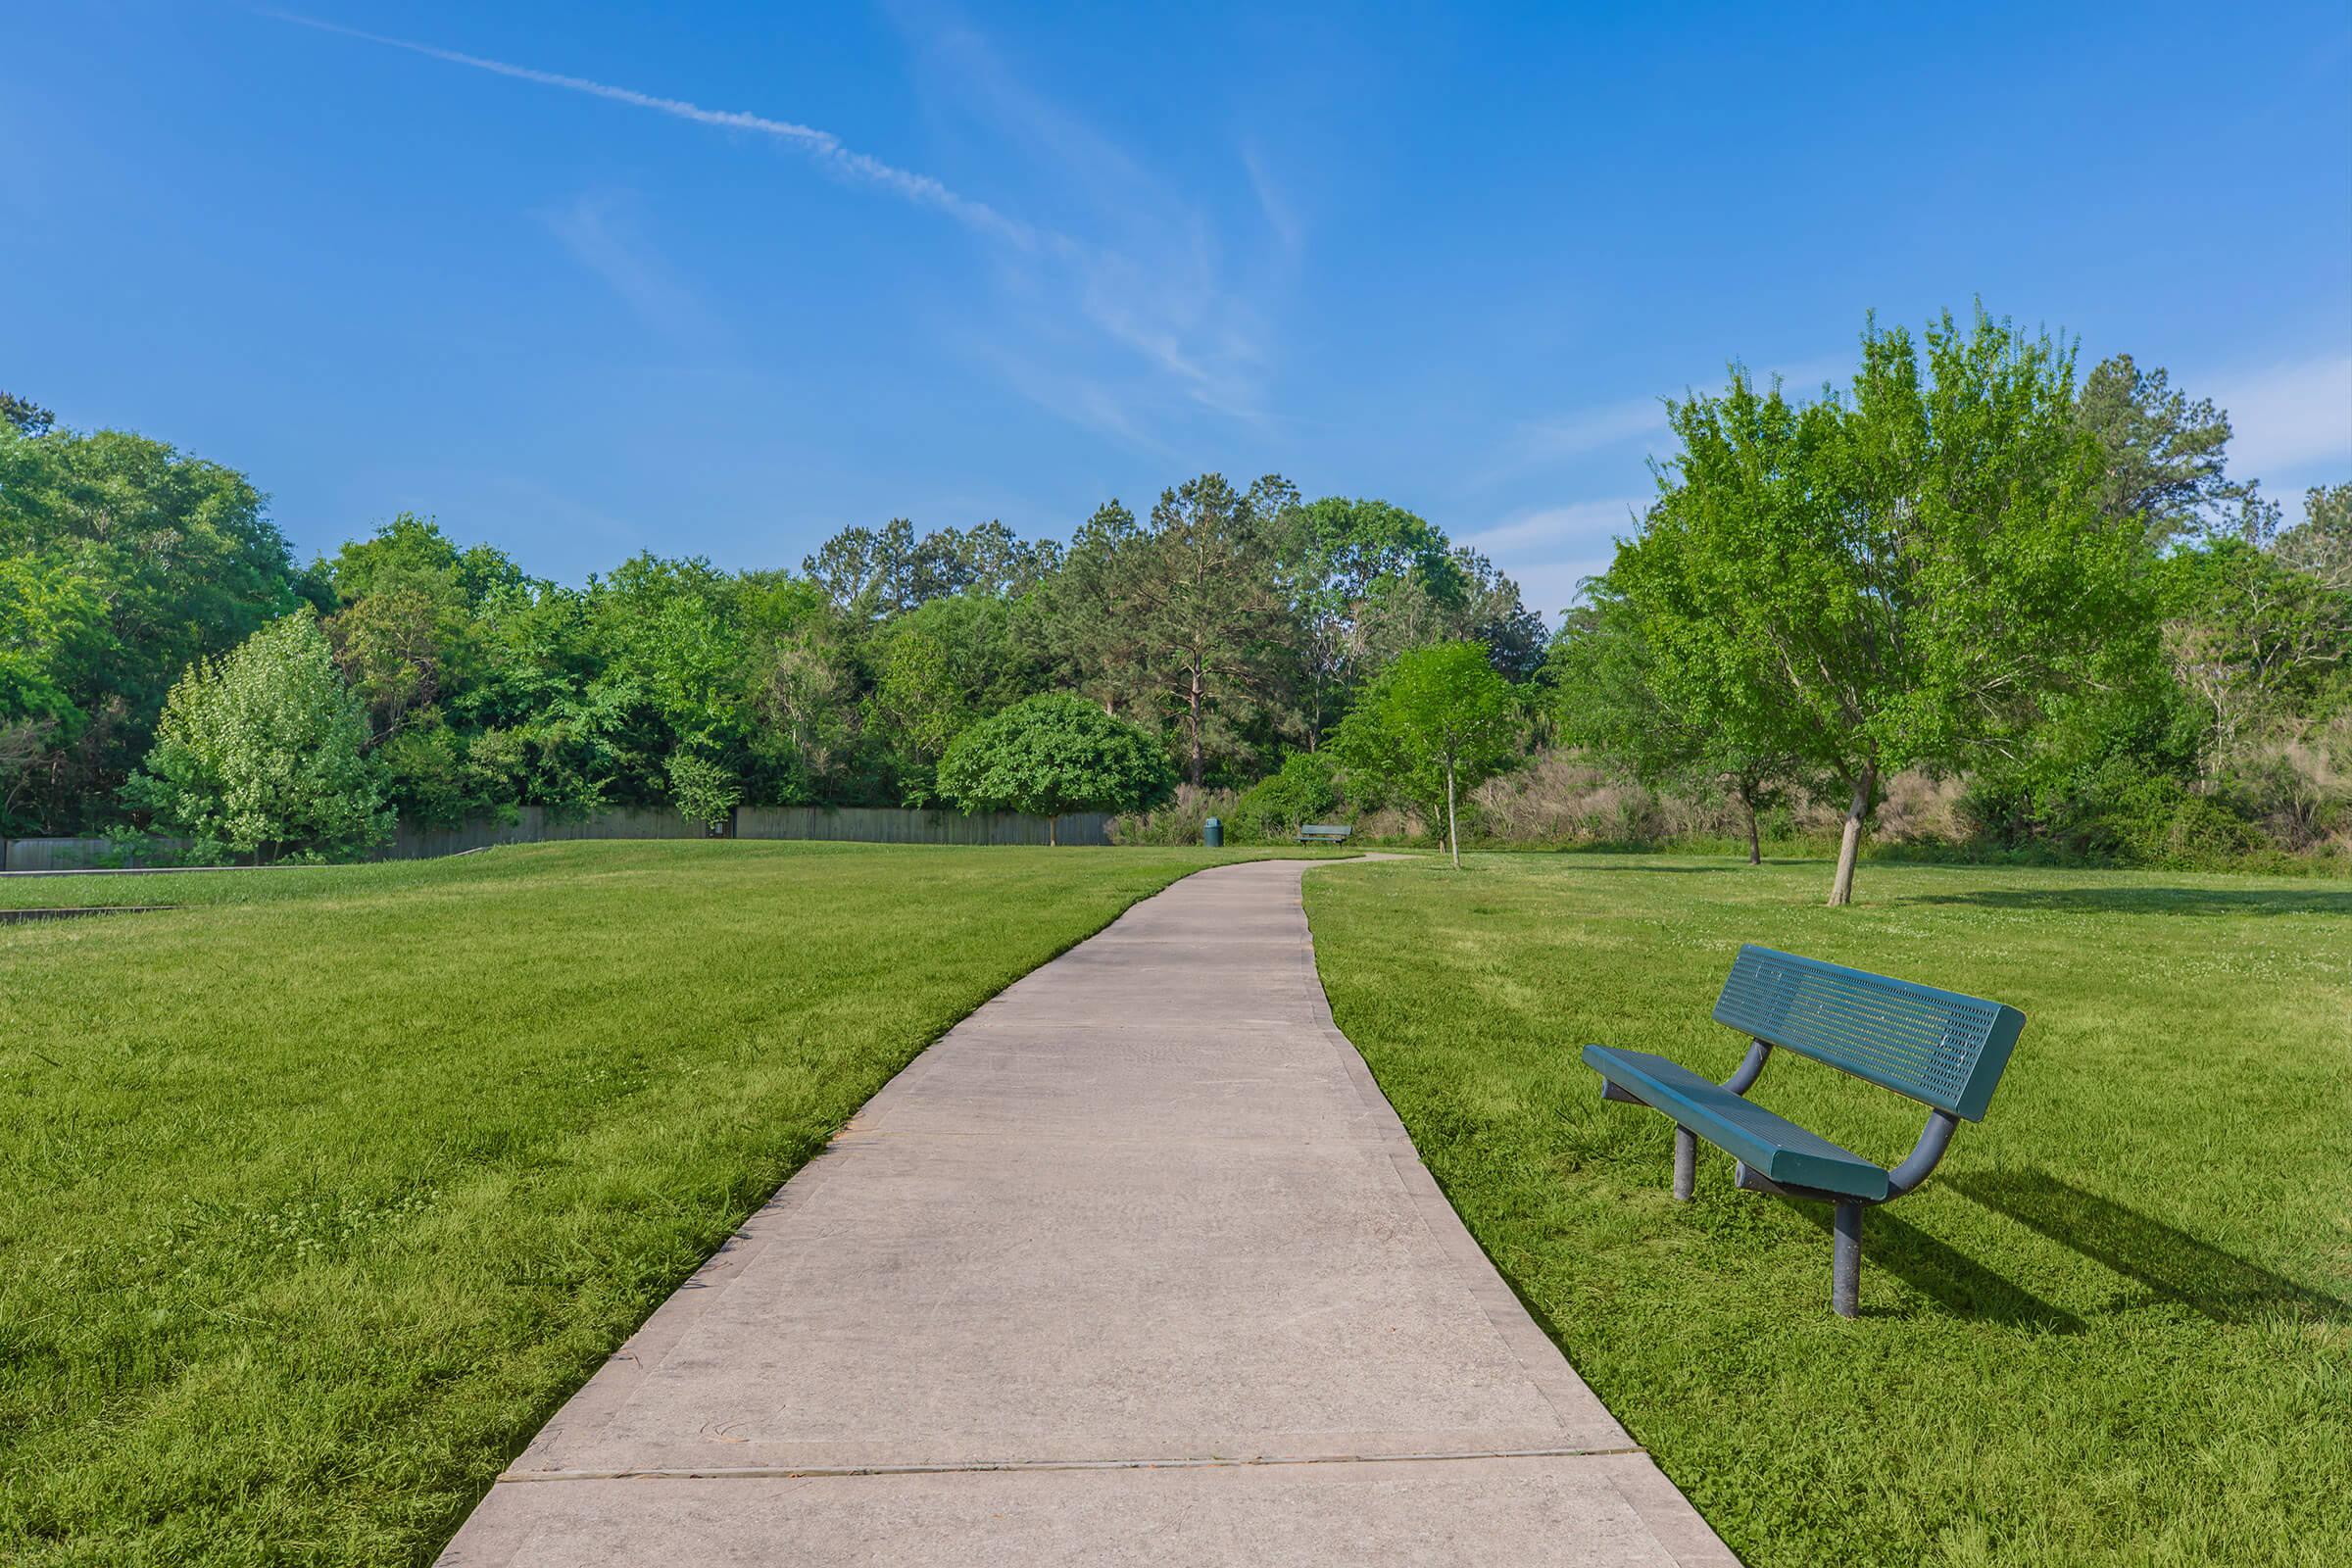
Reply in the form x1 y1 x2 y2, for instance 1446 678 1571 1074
499 1443 1653 1485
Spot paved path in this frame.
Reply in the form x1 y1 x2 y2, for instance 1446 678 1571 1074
440 859 1734 1565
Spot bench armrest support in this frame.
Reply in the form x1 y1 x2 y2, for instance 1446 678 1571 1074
1723 1040 1772 1096
1884 1110 1961 1200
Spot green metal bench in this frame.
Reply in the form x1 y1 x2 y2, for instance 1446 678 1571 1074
1297 823 1353 845
1584 945 2025 1316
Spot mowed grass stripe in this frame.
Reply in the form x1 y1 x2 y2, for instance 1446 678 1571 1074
1302 854 2352 1568
0 841 1326 1565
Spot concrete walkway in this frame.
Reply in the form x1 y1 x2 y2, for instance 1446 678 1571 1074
440 859 1734 1566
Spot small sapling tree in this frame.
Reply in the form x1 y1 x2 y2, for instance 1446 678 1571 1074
1333 641 1523 868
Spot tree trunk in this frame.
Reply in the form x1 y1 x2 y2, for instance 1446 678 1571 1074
1828 766 1877 906
1048 815 1057 848
1187 657 1204 788
1744 797 1761 865
1446 761 1460 871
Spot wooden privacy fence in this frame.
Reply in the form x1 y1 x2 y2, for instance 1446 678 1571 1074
1 806 1112 872
734 807 1109 846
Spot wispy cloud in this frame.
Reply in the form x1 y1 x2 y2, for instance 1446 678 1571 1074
965 337 1168 455
270 8 1279 441
1458 496 1650 619
2204 353 2352 485
1514 397 1669 466
1240 143 1304 260
1460 496 1649 559
1505 558 1619 621
539 191 721 349
880 1 1282 428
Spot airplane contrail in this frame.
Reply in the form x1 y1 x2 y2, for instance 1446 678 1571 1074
264 10 1039 250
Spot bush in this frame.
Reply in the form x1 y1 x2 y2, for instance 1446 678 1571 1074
1231 752 1341 841
937 694 1175 843
2215 721 2352 854
1960 754 2270 867
1111 784 1237 846
664 750 742 831
126 609 392 859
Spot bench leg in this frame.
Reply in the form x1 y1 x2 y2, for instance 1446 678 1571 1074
1832 1200 1863 1318
1672 1128 1695 1201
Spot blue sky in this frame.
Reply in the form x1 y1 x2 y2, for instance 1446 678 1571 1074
6 3 2349 618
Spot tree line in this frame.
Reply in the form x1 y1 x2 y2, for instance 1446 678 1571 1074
4 305 2344 899
0 402 1542 852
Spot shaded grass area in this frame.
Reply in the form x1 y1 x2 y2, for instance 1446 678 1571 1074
0 840 1333 1564
0 855 531 911
1304 854 2352 1568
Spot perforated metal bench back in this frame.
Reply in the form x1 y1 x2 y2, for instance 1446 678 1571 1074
1712 945 2025 1121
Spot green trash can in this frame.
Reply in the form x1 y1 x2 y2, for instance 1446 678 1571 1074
1202 815 1223 849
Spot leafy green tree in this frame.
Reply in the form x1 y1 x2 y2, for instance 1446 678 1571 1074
328 585 454 742
445 580 615 818
323 513 528 608
1036 500 1158 721
0 555 104 736
2276 482 2351 594
1548 583 1803 863
1355 545 1547 682
1034 476 1307 786
1129 473 1302 787
1332 642 1523 868
2077 354 2253 544
318 516 553 821
1292 498 1462 740
372 721 520 828
1957 681 2210 860
866 594 1037 801
2160 536 2351 771
0 421 305 830
0 557 105 830
592 556 747 746
577 556 754 806
1612 310 2153 904
2 390 55 437
935 693 1176 844
127 610 391 858
804 517 1060 618
747 618 866 805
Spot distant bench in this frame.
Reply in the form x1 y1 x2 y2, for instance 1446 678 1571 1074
1584 945 2026 1317
1297 823 1352 845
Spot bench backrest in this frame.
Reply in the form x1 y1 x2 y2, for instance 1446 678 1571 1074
1712 945 2024 1121
1298 823 1352 840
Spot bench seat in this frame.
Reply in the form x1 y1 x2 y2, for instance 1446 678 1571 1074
1581 1045 1889 1200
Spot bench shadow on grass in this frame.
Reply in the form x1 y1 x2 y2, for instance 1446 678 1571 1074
1951 1170 2349 1326
1898 887 2352 917
1785 1201 2087 1331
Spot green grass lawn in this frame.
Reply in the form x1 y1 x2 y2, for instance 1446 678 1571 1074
0 840 1331 1565
1304 853 2352 1568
